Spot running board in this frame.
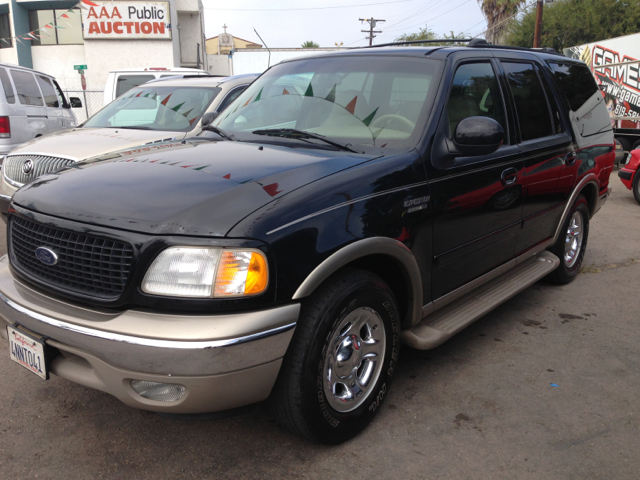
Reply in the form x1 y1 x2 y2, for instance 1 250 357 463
401 251 560 350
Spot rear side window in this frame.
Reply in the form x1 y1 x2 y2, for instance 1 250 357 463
36 76 59 108
502 62 553 141
548 62 598 112
0 69 14 104
217 86 246 113
10 70 44 106
115 75 155 97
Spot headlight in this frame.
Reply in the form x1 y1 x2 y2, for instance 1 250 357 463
141 247 268 298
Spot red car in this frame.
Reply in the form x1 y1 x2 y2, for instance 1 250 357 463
619 149 640 203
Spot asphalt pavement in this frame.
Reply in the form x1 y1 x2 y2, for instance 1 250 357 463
0 182 639 479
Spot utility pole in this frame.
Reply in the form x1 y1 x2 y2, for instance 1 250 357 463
360 17 385 46
533 0 543 48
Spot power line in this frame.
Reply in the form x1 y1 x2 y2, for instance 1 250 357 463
382 0 473 35
204 0 418 11
472 0 537 38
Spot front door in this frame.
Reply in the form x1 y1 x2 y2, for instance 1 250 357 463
429 59 524 300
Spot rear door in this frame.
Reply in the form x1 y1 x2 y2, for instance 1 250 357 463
9 69 47 140
495 56 575 253
429 56 524 299
35 75 65 133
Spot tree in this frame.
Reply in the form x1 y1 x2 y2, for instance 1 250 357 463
505 0 640 51
301 41 320 48
395 26 469 46
477 0 524 44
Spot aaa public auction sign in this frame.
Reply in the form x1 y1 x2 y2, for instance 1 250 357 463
82 1 171 40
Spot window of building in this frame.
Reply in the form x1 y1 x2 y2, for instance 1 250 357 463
0 13 11 49
502 62 554 142
10 70 44 106
29 9 83 45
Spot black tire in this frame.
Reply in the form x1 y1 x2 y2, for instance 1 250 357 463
270 268 400 444
546 195 589 284
633 139 640 152
633 171 640 205
617 137 631 153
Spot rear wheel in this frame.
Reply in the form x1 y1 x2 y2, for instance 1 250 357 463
632 139 640 152
617 137 631 153
270 268 400 444
546 195 589 284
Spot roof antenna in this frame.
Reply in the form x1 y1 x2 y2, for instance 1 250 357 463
253 28 271 68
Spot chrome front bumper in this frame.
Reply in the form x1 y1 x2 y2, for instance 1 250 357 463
0 259 299 413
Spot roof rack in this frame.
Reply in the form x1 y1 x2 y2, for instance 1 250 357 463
361 38 474 48
359 37 564 56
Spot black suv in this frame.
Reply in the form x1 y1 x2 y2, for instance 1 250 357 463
0 41 614 444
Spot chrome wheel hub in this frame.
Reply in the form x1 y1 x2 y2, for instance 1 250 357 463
564 210 583 268
323 307 386 413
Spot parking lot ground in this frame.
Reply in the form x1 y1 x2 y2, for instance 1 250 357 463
1 184 639 480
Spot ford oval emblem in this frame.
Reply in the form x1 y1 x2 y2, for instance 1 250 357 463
35 247 58 266
22 159 34 175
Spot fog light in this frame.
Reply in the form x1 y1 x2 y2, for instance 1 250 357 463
130 380 186 402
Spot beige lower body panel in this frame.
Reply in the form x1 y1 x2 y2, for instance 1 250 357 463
46 339 283 414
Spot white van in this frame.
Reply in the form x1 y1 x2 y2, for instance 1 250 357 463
0 63 79 161
103 67 211 105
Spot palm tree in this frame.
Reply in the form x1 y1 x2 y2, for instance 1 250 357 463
478 0 523 45
301 41 320 48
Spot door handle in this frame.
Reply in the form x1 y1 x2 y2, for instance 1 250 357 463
565 151 577 166
501 167 518 186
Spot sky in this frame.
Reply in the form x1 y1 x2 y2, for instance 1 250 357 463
201 0 489 49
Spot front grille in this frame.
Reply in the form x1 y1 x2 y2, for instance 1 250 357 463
3 154 75 186
10 217 134 299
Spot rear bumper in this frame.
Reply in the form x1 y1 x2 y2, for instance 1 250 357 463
0 258 298 413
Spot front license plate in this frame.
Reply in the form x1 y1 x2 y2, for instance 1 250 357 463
7 326 48 380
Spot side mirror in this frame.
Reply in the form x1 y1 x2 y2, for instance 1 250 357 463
453 116 504 156
201 111 219 127
69 97 82 108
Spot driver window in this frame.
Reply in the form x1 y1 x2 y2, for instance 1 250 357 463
446 62 507 140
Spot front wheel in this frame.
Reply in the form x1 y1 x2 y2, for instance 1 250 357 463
270 268 400 444
546 195 590 284
633 171 640 205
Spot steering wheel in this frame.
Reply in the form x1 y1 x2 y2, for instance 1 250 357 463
370 114 415 132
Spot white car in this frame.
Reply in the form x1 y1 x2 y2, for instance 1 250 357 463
0 63 80 161
103 67 212 106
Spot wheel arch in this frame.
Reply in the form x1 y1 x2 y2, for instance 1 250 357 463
292 237 423 328
552 174 600 244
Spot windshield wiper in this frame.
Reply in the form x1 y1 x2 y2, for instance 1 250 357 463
251 128 361 153
201 124 237 141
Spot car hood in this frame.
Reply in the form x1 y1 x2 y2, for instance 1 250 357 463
8 128 186 161
13 139 380 236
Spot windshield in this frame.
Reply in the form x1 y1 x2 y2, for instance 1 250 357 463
84 86 221 132
214 55 442 151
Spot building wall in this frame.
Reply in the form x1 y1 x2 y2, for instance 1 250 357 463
31 45 86 90
0 47 19 65
207 53 230 75
205 36 261 55
82 39 175 90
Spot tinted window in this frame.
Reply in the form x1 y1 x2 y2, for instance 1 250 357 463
0 13 11 48
115 75 155 97
36 75 59 108
446 62 507 137
217 86 246 113
535 65 564 134
502 62 553 141
52 80 67 108
0 69 14 104
548 62 599 112
10 70 44 106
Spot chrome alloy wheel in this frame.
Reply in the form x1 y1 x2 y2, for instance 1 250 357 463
564 210 584 268
323 307 386 413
